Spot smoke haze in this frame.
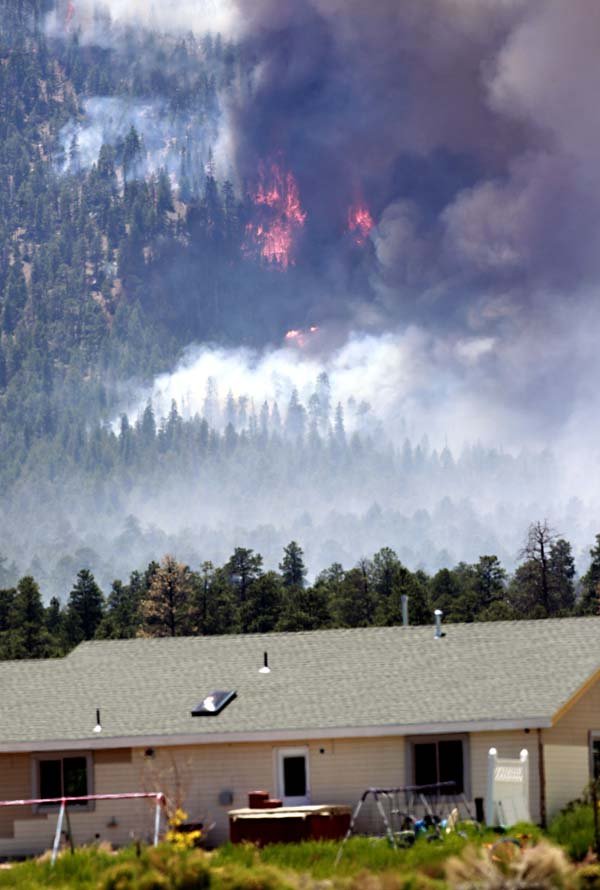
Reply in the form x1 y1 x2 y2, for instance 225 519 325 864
6 0 598 597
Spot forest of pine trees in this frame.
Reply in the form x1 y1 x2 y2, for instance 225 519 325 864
0 0 304 499
0 525 598 662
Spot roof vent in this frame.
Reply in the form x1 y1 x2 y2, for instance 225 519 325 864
401 594 409 626
191 690 236 717
259 651 271 674
434 609 444 639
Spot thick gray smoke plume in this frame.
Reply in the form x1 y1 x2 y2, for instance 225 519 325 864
227 0 600 317
23 0 600 597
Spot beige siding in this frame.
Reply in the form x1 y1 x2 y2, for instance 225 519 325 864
542 674 600 815
130 737 406 843
544 745 589 815
0 737 406 853
0 754 46 839
545 676 600 746
1 692 598 856
0 747 156 857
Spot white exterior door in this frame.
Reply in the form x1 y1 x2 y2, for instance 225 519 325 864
276 747 310 806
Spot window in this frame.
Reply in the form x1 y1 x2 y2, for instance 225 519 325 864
191 690 237 717
276 747 310 805
409 736 467 795
34 754 92 808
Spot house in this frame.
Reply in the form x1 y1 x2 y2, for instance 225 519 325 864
0 616 598 856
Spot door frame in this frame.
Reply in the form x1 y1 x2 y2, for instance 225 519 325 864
275 746 311 806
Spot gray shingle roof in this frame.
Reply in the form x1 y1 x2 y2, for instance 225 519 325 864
0 617 598 748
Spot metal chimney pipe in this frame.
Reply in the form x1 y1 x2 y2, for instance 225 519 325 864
401 595 409 627
434 609 443 639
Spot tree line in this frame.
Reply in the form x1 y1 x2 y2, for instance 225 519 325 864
0 522 598 660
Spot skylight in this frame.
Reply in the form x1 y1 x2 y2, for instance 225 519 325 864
191 690 236 717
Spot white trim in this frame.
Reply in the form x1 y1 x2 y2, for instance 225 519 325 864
275 746 310 805
0 717 552 754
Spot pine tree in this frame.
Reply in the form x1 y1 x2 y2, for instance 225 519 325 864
473 555 507 611
548 538 576 614
578 535 600 615
280 541 306 589
122 125 142 178
65 569 105 644
98 579 140 639
241 572 282 633
9 575 50 658
327 561 373 627
45 596 67 655
514 520 557 616
225 548 263 604
189 564 239 636
139 555 192 637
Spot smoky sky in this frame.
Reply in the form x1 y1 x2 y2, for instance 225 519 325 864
54 0 600 445
225 0 600 327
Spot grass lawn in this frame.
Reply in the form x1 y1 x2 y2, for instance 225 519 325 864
0 816 593 890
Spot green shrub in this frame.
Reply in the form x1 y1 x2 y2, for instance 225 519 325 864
548 802 596 861
102 860 145 890
136 870 171 890
171 851 212 890
215 863 296 890
577 864 600 890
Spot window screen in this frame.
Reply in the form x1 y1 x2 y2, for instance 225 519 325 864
283 755 307 797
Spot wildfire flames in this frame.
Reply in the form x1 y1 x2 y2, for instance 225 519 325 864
244 161 307 270
66 1 75 26
285 326 319 347
348 204 374 245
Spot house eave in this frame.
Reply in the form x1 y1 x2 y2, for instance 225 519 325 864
0 717 552 753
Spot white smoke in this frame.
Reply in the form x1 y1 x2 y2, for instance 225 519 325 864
49 0 242 39
57 95 233 183
122 327 540 452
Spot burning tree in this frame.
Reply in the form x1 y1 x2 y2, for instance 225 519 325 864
244 160 307 269
347 203 374 245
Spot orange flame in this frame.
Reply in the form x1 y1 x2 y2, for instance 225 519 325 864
284 325 319 348
348 204 374 245
244 162 307 270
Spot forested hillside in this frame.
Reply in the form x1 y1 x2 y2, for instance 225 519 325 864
1 527 599 661
0 1 598 608
0 0 282 483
